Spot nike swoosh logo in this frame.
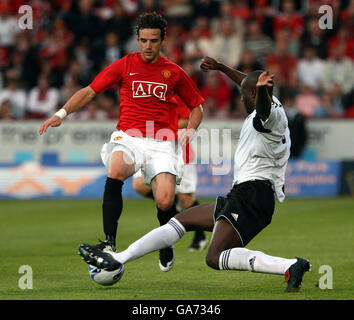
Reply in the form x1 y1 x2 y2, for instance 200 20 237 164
231 213 239 221
129 72 139 76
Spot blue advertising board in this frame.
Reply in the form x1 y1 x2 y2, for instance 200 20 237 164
0 161 342 199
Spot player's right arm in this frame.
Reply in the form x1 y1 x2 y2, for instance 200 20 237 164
200 56 247 86
39 57 124 135
255 71 274 121
39 86 96 135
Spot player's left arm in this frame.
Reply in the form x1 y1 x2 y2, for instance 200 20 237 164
255 71 274 121
178 105 203 146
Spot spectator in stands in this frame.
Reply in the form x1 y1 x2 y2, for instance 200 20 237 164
26 75 60 119
0 0 352 122
301 17 328 59
251 0 276 38
62 0 103 43
0 69 3 90
210 1 246 38
161 0 194 28
104 1 133 47
0 72 27 119
138 0 160 13
0 2 20 48
314 91 344 118
210 17 243 68
342 87 354 118
265 38 297 97
340 0 354 35
162 30 184 65
283 93 307 158
200 70 231 118
273 0 304 39
101 31 124 65
13 31 40 90
297 46 324 92
330 83 346 115
321 45 354 95
104 29 122 61
62 58 89 89
192 0 220 19
0 99 13 120
184 20 212 68
274 26 300 58
295 84 322 118
327 25 354 61
244 19 274 66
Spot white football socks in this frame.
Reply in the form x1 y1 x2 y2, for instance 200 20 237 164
219 247 297 275
112 218 186 264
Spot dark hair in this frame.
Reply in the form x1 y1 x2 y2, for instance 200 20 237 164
135 12 167 40
241 70 264 93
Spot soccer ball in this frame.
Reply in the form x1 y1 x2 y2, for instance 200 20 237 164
88 264 124 286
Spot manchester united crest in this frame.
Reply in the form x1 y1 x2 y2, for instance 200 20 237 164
161 69 171 79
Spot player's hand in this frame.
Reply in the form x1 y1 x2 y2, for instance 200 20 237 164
256 71 274 87
39 116 63 135
200 56 219 72
178 128 195 146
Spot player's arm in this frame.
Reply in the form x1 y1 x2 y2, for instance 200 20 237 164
39 86 96 135
178 118 188 129
255 71 274 121
179 105 203 146
200 56 247 87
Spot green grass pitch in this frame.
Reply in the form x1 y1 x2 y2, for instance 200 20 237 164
0 197 353 300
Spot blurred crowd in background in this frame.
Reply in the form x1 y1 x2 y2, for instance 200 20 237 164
0 0 353 122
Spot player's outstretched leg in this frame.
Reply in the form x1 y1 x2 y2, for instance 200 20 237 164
78 243 122 271
78 203 216 272
207 218 311 292
187 201 208 251
156 203 179 272
79 217 187 272
285 257 311 292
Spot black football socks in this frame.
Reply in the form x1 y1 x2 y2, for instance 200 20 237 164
157 201 179 226
102 177 124 246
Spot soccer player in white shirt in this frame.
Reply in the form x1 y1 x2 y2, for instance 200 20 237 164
79 57 310 292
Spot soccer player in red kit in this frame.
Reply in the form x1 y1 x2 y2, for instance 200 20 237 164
132 95 208 252
39 12 204 272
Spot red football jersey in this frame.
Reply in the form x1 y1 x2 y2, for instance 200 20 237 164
89 53 204 140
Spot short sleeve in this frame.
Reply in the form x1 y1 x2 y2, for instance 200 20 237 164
89 58 125 94
175 68 204 109
260 97 283 131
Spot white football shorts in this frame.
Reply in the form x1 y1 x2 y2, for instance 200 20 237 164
101 130 184 185
133 163 197 194
176 163 197 194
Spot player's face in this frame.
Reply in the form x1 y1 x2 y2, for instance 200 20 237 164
138 28 164 63
241 90 256 114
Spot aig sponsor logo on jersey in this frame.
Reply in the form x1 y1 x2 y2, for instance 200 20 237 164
132 81 167 100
